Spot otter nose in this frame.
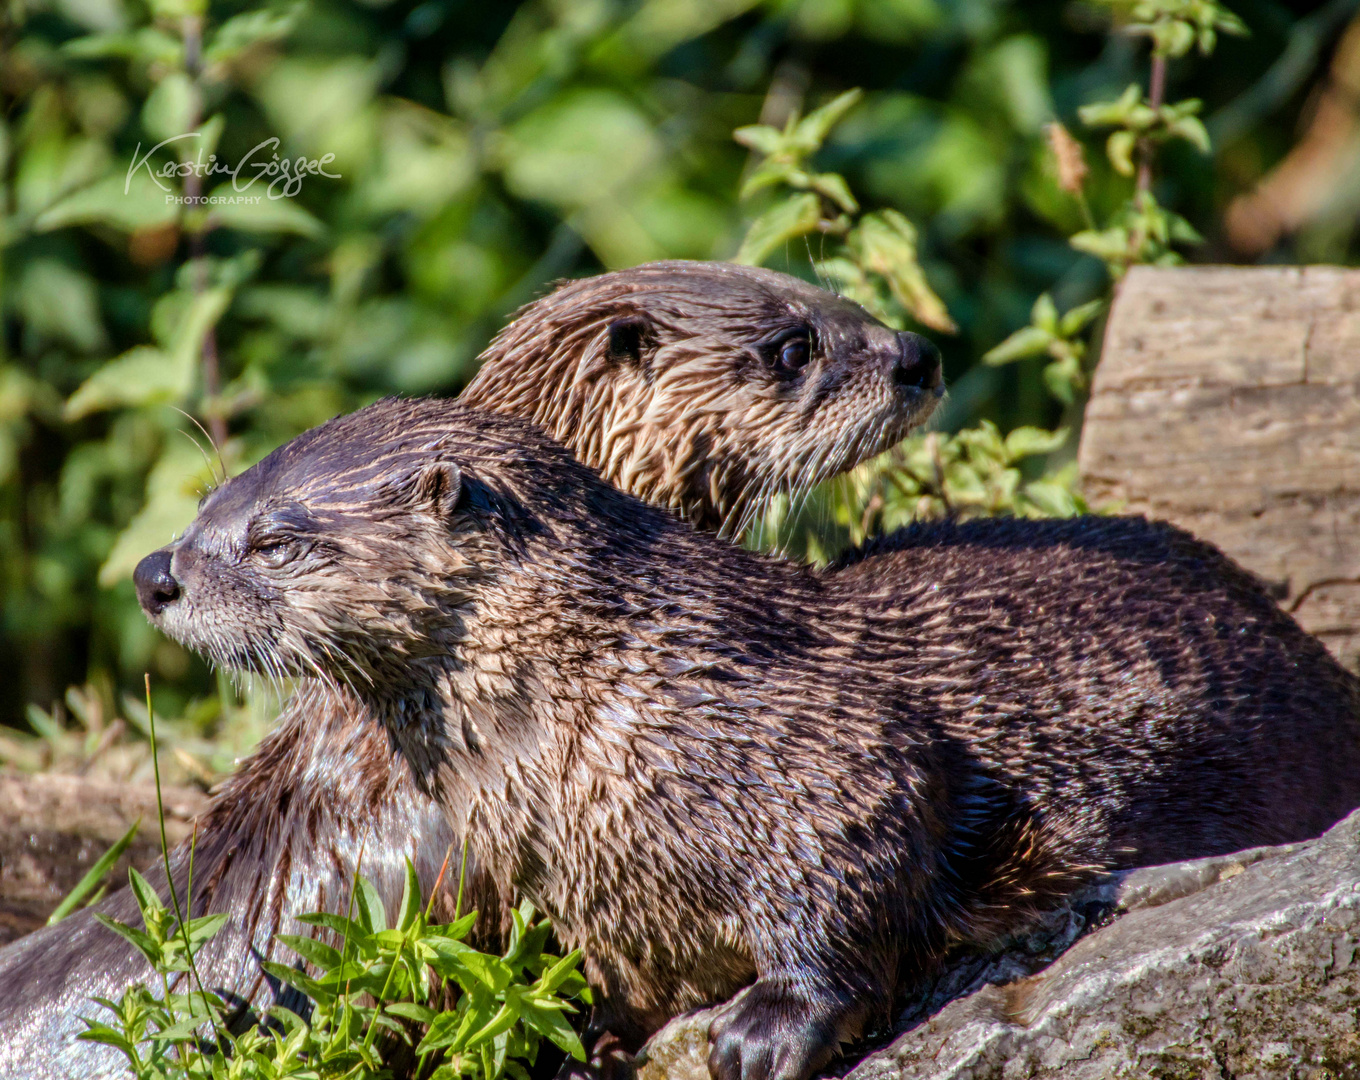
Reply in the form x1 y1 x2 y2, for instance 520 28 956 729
894 332 943 393
134 549 181 616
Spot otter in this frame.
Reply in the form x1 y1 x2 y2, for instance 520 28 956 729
0 262 940 1078
128 398 1360 1080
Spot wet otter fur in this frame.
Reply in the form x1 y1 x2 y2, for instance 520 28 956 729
129 398 1360 1080
0 262 938 1078
460 261 943 534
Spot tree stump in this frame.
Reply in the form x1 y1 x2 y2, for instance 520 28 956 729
1079 265 1360 672
0 771 208 944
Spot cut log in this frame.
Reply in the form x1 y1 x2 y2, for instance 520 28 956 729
1078 264 1360 672
0 771 208 945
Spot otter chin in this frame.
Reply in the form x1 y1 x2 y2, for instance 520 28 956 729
131 397 1360 1080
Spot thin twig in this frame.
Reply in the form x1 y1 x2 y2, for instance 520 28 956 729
1136 54 1168 193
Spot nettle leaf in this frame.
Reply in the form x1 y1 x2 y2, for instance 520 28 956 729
1004 426 1069 460
355 875 388 934
1043 354 1085 404
853 210 956 334
63 26 183 65
98 438 212 587
203 2 302 66
207 189 325 237
260 961 338 1007
142 73 196 145
790 88 863 153
1069 225 1131 263
983 325 1051 365
807 171 858 214
1077 84 1142 129
1168 114 1210 153
1106 130 1136 176
1030 292 1058 333
1059 299 1104 337
36 170 181 233
93 913 162 968
732 124 785 157
733 192 822 266
64 346 187 419
396 858 422 932
276 932 344 971
738 159 801 200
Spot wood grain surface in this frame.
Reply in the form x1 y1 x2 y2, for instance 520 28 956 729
1079 264 1360 672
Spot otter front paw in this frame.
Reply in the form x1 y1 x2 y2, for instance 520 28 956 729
707 980 857 1080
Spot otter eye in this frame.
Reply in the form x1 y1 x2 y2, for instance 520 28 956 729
774 333 811 376
607 316 648 364
252 536 302 569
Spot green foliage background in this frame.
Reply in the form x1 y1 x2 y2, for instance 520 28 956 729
1 0 1354 765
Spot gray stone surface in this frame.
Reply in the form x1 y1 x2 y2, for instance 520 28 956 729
637 810 1360 1080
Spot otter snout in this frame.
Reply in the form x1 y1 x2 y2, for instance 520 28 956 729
894 331 943 395
134 549 181 616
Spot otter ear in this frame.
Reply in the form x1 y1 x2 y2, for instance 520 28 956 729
606 315 649 365
412 460 463 518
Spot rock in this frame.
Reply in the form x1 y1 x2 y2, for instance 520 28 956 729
636 809 1360 1080
0 770 208 944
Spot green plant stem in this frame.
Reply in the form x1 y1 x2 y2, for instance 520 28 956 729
454 832 470 921
1136 53 1168 193
334 829 369 1056
1074 187 1098 232
145 674 220 1056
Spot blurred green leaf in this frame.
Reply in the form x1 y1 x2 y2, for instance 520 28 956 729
65 347 189 419
733 192 823 265
205 186 325 236
34 173 180 233
983 325 1051 365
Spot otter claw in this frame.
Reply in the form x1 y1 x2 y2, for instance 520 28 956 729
707 981 851 1080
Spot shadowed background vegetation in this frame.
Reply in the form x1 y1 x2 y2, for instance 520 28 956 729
2 0 1357 778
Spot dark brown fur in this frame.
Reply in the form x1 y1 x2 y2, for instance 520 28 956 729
128 400 1360 1080
0 262 936 1078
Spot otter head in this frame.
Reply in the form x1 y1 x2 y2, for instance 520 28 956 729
131 401 504 693
461 260 943 534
